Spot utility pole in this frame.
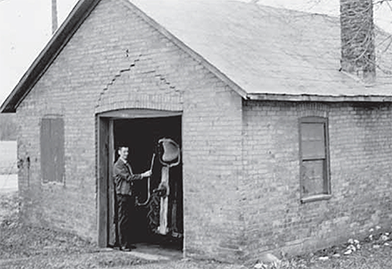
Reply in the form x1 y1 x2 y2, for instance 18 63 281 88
51 0 58 34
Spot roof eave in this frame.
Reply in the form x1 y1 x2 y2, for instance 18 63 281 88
0 0 101 113
246 93 392 102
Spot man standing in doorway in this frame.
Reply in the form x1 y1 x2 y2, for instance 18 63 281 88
113 146 152 251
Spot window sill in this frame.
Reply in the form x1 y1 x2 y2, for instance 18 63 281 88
301 194 332 204
41 181 65 188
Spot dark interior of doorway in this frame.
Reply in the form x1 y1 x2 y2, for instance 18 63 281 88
113 116 183 251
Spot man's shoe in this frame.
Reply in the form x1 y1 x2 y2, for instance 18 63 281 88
120 247 132 252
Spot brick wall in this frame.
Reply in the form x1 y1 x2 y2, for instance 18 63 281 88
16 0 244 261
242 100 392 259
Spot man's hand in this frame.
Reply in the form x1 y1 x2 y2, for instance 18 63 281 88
141 170 152 178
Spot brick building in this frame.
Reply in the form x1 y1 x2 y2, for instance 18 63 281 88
1 0 392 262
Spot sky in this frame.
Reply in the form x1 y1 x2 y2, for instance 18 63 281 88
0 0 78 104
0 0 391 105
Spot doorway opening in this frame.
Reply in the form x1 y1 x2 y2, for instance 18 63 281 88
99 113 183 253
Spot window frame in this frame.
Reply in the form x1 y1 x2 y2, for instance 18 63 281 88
299 116 331 203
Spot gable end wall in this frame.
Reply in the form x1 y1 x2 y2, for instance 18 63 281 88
15 0 244 261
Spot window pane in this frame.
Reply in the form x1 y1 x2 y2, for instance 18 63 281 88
301 160 326 197
301 123 325 159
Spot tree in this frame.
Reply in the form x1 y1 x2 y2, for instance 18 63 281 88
373 0 392 75
0 114 17 140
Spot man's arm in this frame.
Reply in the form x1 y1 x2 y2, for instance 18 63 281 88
113 163 142 183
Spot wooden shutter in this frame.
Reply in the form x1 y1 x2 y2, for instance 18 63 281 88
41 117 64 184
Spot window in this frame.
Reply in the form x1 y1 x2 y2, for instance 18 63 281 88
299 117 330 203
40 116 64 184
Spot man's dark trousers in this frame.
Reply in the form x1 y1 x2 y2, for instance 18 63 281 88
117 194 135 249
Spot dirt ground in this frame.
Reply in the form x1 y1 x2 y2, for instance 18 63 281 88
0 191 245 269
1 191 392 269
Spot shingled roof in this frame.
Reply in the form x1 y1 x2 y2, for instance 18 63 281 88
2 0 392 112
128 0 392 100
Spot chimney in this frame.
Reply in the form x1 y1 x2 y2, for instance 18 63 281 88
340 0 376 83
52 0 58 34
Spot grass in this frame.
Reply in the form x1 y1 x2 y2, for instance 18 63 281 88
252 230 392 269
0 192 156 268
